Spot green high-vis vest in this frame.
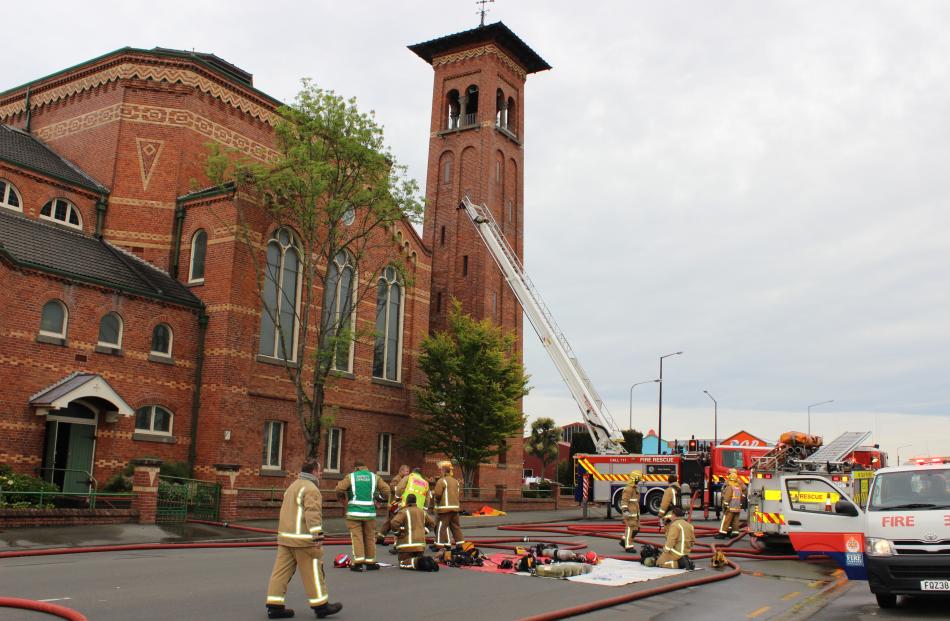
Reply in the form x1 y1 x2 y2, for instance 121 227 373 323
346 470 378 520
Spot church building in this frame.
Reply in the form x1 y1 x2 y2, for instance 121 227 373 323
0 23 549 493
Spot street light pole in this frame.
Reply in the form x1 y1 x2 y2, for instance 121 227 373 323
896 444 912 465
807 399 834 435
629 379 661 430
657 351 683 454
703 390 718 447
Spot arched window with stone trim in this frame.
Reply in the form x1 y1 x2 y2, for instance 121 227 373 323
507 96 517 134
189 229 207 283
40 198 81 229
97 312 123 350
495 88 506 127
39 299 68 339
372 266 404 382
150 323 173 358
322 249 356 372
0 179 22 211
258 227 301 361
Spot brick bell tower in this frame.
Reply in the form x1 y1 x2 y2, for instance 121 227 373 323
410 23 550 486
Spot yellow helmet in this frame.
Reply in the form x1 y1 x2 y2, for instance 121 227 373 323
437 460 453 472
628 472 642 483
727 468 739 481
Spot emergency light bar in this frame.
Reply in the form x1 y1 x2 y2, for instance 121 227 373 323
913 456 949 465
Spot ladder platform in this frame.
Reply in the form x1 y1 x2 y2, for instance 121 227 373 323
800 431 871 463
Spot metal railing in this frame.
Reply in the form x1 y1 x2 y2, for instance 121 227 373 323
0 489 133 510
462 112 477 126
35 467 98 492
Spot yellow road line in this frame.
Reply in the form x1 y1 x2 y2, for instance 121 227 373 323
747 606 772 618
781 591 801 601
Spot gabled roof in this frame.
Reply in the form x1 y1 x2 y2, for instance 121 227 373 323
0 209 201 308
0 125 108 193
30 371 134 416
409 22 551 74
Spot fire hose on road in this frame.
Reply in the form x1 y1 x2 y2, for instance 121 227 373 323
1 515 810 621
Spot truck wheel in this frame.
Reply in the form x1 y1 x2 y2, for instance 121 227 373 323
875 594 897 609
645 490 664 515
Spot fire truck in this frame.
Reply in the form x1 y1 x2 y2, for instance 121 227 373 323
459 197 699 513
747 430 882 548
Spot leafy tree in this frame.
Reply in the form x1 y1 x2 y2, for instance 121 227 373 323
621 429 644 454
525 417 560 480
207 80 423 461
412 302 530 488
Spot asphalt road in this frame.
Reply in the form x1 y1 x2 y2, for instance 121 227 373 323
1 519 947 620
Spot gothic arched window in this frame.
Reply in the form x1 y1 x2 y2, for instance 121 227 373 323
323 250 356 372
372 266 403 382
258 227 301 361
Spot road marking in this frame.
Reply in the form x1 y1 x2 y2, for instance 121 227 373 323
747 606 771 618
781 591 800 601
38 598 71 602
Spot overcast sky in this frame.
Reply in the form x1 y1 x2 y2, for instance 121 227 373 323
6 1 949 461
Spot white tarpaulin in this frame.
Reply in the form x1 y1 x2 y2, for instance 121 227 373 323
566 558 696 587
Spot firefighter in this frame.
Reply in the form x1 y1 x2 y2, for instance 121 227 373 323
657 474 683 528
265 460 342 619
389 493 439 571
377 464 410 544
717 468 745 539
335 460 390 571
656 505 696 569
432 460 464 549
619 471 642 553
395 467 430 509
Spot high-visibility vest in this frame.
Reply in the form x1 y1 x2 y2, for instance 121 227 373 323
401 474 429 508
346 470 377 520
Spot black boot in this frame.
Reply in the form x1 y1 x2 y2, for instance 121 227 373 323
267 604 295 619
349 563 365 572
312 602 342 618
365 562 380 570
624 547 638 555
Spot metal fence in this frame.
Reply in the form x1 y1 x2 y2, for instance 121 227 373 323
157 476 220 523
0 489 133 510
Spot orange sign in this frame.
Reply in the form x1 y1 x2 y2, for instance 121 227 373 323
720 430 768 447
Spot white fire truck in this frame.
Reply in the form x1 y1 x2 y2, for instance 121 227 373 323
458 197 701 514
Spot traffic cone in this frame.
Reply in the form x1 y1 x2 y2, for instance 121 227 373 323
824 496 832 512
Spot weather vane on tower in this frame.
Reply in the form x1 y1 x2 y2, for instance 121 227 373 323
476 0 495 27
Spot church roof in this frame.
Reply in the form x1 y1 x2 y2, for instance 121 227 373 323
0 125 108 193
409 22 551 74
0 209 202 309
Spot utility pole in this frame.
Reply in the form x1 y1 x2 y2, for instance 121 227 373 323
629 379 661 430
704 390 718 447
807 400 834 435
657 351 683 454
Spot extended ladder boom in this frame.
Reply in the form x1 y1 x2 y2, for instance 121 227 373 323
458 197 627 454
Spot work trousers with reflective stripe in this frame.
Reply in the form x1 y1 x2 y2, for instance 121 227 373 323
719 510 740 534
346 518 377 564
398 550 423 569
435 511 463 547
622 516 639 549
656 551 682 569
266 545 327 608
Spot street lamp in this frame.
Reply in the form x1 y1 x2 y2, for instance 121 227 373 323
896 444 912 465
807 400 834 435
629 379 661 430
703 390 718 448
657 351 683 454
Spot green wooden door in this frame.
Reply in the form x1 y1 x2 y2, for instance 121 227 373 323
63 424 95 493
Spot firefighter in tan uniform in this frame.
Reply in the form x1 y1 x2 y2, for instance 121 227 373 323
619 472 641 553
335 461 390 571
656 506 696 569
716 468 746 539
265 460 342 619
657 474 683 529
432 460 464 549
377 464 410 544
388 494 439 571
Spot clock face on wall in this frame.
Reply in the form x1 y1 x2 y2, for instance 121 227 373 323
342 205 355 226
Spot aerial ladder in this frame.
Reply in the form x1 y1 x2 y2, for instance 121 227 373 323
458 197 627 455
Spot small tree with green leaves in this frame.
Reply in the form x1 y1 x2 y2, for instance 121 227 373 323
412 302 530 489
207 80 423 461
525 417 560 481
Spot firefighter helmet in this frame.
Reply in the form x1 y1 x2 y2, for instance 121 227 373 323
333 553 350 568
628 471 642 483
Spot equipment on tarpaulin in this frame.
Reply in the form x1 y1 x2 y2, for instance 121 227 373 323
471 505 507 516
516 555 537 573
417 556 440 572
584 551 600 565
532 562 593 578
639 544 660 566
333 553 350 568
